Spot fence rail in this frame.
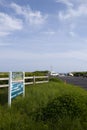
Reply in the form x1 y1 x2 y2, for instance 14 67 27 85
0 76 49 88
0 84 9 88
0 78 9 81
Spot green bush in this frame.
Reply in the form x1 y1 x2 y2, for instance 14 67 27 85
34 92 87 130
36 94 87 122
49 77 62 83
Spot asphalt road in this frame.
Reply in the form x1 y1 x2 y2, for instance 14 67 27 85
59 76 87 90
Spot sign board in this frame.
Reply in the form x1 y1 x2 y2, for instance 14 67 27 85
8 72 25 106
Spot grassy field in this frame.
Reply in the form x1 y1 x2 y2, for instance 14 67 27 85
0 78 87 130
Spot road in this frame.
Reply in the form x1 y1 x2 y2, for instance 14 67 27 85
59 76 87 90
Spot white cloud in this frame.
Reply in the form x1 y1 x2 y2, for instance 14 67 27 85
56 0 73 8
58 1 87 38
69 31 76 37
11 3 47 25
43 50 87 61
0 48 87 61
0 2 47 37
59 4 87 20
0 12 23 36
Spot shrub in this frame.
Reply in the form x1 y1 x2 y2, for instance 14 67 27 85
49 77 62 83
36 94 87 122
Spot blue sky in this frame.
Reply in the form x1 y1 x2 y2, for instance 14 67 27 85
0 0 87 72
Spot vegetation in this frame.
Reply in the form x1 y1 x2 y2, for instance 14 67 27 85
25 70 49 76
0 77 87 129
73 71 87 77
0 71 49 85
0 72 9 85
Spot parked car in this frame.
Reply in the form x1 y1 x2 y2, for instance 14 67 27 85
50 71 59 77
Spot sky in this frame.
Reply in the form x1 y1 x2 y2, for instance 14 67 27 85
0 0 87 72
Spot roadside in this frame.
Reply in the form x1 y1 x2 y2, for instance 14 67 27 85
58 76 87 90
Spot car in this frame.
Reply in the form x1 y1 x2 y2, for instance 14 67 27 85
68 73 74 76
50 71 59 77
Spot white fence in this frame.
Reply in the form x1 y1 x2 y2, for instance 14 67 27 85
0 76 49 88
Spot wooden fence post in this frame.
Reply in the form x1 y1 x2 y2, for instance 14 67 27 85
33 76 35 84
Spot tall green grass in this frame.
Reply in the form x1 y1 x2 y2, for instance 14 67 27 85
0 78 87 129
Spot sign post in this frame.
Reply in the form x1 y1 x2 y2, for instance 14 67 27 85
23 72 25 97
8 71 12 107
8 72 25 107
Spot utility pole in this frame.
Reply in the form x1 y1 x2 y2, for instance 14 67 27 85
50 66 53 72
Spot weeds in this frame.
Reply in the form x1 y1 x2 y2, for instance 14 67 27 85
0 79 87 129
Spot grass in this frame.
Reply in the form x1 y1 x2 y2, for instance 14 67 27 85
0 78 87 129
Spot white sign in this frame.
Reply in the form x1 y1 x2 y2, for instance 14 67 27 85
8 72 25 107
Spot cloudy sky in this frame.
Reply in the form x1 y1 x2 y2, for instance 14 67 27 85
0 0 87 72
